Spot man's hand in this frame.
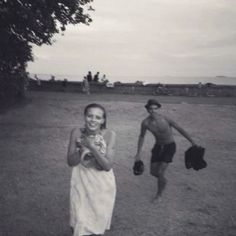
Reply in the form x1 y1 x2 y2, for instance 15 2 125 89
134 154 141 161
191 141 197 146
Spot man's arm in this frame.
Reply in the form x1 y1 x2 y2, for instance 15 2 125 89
135 121 147 161
167 117 196 146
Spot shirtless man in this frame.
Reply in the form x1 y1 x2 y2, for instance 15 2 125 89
134 99 196 202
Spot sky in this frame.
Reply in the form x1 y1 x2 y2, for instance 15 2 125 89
27 0 236 81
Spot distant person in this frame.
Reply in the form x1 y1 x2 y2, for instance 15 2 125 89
131 85 135 94
50 75 55 82
198 82 203 89
155 83 168 95
34 74 41 86
86 71 92 82
198 82 203 96
34 74 39 81
17 71 29 96
93 72 100 82
101 74 106 83
82 76 90 95
62 78 68 92
184 86 190 96
134 99 197 202
67 103 116 236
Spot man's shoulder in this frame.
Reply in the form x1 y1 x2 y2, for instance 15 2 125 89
142 117 150 125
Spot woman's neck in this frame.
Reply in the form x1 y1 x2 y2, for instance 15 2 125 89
84 128 101 136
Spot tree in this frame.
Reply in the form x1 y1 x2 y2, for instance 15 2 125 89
0 0 93 74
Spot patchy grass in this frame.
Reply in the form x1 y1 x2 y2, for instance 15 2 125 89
0 91 236 236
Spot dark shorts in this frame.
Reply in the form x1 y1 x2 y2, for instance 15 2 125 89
151 142 176 163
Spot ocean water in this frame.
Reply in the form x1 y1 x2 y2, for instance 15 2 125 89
109 75 236 85
31 73 236 85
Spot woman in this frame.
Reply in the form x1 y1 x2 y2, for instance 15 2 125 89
82 76 90 95
67 103 116 236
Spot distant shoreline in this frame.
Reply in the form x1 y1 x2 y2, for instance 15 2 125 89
29 79 236 97
29 73 236 86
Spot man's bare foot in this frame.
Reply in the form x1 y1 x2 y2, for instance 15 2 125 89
151 194 162 203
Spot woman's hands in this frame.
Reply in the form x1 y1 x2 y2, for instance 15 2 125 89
76 136 104 170
69 130 115 171
77 136 96 150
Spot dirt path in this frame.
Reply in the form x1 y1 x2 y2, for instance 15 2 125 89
0 91 236 236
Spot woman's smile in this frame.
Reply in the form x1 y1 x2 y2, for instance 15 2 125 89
85 107 105 132
87 122 99 129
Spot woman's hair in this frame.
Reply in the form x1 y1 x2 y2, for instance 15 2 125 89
84 103 107 129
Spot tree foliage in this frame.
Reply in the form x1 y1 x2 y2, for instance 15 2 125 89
0 0 93 74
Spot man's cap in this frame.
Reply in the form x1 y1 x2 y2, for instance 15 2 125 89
145 99 162 109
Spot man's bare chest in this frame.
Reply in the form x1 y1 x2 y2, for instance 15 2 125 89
147 118 170 133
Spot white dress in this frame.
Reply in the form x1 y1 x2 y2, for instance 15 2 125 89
70 133 116 236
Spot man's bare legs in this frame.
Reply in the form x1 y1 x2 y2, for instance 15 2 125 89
150 162 169 202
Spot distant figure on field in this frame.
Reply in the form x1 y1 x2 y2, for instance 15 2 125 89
82 76 90 95
86 71 92 82
93 72 100 83
134 99 197 202
155 83 168 95
198 82 203 89
50 75 55 82
184 86 190 96
62 78 68 92
198 82 203 96
34 74 41 87
101 74 106 83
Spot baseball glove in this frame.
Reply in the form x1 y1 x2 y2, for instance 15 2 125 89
133 160 144 175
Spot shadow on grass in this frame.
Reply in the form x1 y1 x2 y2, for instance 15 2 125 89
0 96 32 114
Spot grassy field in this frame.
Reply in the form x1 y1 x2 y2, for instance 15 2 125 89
0 91 236 236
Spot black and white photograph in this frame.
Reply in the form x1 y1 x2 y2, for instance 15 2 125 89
1 1 236 236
